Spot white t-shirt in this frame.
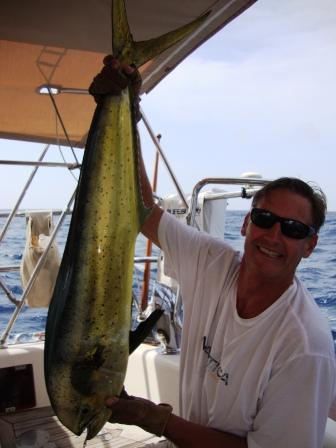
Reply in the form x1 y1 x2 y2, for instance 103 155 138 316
158 211 336 448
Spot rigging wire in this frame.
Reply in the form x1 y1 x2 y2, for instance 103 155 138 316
46 87 80 166
36 46 80 179
54 114 79 183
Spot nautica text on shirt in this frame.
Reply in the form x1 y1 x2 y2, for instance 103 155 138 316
202 336 229 385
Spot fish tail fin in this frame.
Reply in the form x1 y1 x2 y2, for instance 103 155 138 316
132 12 210 67
129 309 164 354
112 0 210 66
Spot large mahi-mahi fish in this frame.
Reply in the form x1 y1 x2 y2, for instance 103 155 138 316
44 0 209 439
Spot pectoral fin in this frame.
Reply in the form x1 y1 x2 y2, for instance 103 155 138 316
129 309 163 354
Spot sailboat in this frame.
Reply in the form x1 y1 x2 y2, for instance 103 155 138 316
0 0 335 446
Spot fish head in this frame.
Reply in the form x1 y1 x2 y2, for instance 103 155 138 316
69 360 124 438
76 398 112 439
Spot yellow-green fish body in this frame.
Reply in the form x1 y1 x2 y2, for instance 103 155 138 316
44 0 209 439
45 89 143 437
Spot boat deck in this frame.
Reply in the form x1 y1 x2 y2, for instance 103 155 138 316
0 406 162 448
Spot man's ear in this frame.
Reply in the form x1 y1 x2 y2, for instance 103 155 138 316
241 213 250 237
303 234 318 258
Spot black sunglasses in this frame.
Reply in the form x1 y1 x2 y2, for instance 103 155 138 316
250 208 316 240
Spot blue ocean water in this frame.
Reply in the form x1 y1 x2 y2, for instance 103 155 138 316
0 211 335 347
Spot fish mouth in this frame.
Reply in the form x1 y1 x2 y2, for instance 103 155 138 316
77 405 112 440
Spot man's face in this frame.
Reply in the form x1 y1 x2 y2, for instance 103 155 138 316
241 188 318 285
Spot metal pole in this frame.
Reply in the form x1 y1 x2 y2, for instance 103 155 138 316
47 87 79 164
187 177 270 227
0 279 20 306
0 188 77 348
0 266 20 272
140 134 161 313
0 145 50 243
0 160 79 169
140 108 188 209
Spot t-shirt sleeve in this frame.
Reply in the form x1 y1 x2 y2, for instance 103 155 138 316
158 211 208 292
158 211 236 304
247 354 336 448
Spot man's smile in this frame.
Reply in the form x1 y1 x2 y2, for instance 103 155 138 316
257 244 283 258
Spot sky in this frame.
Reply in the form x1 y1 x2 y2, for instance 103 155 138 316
1 0 336 212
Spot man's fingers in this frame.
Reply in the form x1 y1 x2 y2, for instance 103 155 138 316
103 55 119 68
106 396 119 407
100 66 128 90
89 55 142 104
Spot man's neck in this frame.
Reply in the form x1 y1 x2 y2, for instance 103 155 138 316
236 263 293 319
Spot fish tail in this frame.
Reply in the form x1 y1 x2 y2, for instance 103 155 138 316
112 0 210 66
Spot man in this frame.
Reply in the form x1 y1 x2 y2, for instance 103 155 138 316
90 59 336 447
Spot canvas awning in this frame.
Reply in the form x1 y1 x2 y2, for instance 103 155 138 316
0 0 256 147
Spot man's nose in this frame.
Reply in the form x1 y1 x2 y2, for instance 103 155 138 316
267 221 282 238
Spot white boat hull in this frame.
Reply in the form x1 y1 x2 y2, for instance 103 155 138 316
0 342 335 447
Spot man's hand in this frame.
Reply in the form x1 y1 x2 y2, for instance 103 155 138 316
106 389 173 437
89 55 142 105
